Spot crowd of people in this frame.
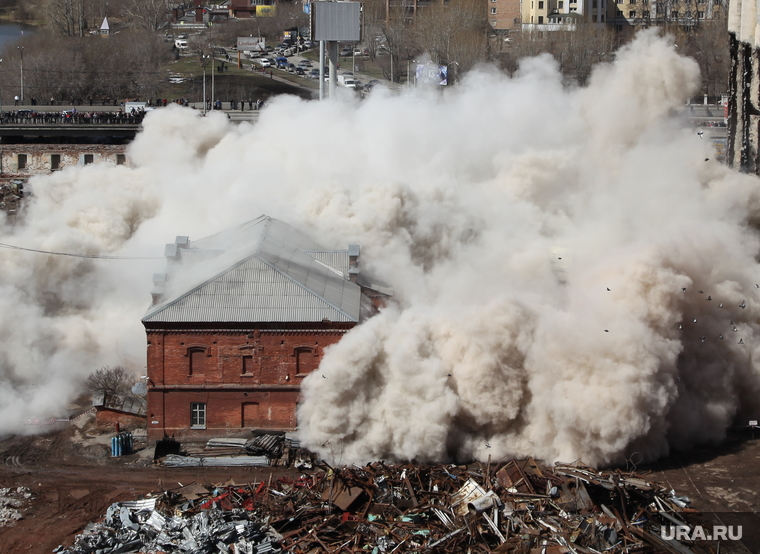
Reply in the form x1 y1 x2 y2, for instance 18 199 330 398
0 109 148 125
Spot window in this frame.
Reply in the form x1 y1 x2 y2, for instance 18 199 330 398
570 7 577 11
242 355 255 374
295 347 318 375
190 403 206 429
51 154 61 170
538 1 544 8
616 9 623 15
83 154 94 165
538 15 544 22
644 10 650 16
698 10 704 16
592 0 597 8
671 10 678 17
491 7 497 13
558 1 563 7
188 347 207 375
592 14 597 21
601 13 605 20
629 9 636 16
17 154 27 170
685 10 691 16
116 154 126 165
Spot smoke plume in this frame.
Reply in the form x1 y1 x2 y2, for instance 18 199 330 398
1 30 758 466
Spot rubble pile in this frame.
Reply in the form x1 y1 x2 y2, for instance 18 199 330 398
57 459 712 553
0 486 33 527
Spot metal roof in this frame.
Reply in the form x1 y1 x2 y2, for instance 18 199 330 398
143 215 360 324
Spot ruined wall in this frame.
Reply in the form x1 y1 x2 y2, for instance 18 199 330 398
0 144 128 181
144 326 352 440
727 0 760 172
95 409 147 431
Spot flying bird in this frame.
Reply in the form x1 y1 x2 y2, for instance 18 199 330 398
756 284 759 288
731 320 735 325
705 158 709 162
699 290 704 294
678 324 683 330
739 338 744 344
447 373 452 377
607 287 611 291
707 296 711 301
700 336 706 343
322 374 327 379
719 302 723 308
692 318 697 323
485 443 492 449
697 130 704 138
604 329 609 332
718 334 723 339
682 288 687 292
740 300 747 309
733 326 738 332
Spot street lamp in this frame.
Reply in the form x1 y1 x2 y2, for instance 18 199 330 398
17 46 24 103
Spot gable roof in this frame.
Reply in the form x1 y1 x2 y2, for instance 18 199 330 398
142 215 361 324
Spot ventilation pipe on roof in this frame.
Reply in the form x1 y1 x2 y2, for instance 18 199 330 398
348 244 360 283
150 272 167 306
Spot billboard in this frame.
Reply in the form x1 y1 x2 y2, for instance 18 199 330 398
237 36 265 51
303 0 311 14
256 5 275 16
312 2 361 42
416 63 448 86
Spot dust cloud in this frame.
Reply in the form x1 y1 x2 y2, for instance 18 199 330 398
1 30 758 466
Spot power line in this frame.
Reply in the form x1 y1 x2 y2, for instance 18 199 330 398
0 242 162 260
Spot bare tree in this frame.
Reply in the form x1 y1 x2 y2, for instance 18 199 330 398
43 0 90 36
86 366 136 396
414 0 489 71
121 0 170 32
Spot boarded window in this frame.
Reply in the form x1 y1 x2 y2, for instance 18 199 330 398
242 355 255 374
191 402 206 428
189 347 206 375
241 402 260 428
17 154 27 170
295 347 318 375
84 154 94 165
51 154 61 170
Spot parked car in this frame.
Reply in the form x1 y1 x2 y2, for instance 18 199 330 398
308 68 320 80
295 67 306 76
259 57 275 68
275 57 289 69
298 60 312 67
303 40 315 49
339 47 352 56
286 63 296 73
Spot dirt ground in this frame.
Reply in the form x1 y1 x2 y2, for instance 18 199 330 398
1 416 759 554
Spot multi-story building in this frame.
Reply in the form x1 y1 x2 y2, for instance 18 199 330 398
142 215 390 441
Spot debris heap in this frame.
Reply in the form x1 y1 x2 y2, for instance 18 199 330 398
0 486 33 527
57 459 715 553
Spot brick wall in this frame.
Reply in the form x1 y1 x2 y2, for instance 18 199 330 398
0 144 128 183
145 324 353 440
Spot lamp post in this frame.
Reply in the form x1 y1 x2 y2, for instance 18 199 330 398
202 55 207 114
17 46 24 103
0 59 3 114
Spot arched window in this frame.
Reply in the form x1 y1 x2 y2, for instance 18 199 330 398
187 346 208 375
294 346 318 375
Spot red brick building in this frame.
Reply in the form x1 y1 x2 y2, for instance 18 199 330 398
142 215 382 441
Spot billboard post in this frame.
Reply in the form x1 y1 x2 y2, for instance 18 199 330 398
312 2 361 99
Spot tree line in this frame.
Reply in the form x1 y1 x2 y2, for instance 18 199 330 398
0 0 730 105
